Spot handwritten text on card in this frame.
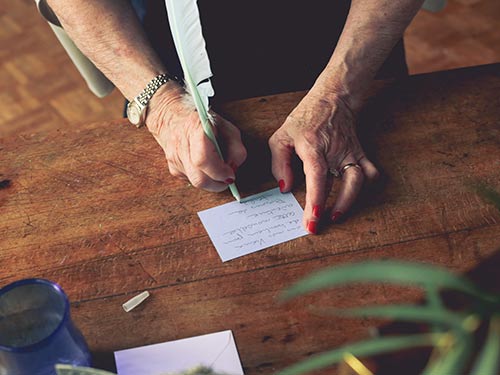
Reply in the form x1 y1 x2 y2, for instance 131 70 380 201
198 188 308 261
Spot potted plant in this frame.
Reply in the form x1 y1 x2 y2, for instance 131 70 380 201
276 185 500 375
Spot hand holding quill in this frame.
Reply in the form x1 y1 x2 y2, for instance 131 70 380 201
160 0 246 200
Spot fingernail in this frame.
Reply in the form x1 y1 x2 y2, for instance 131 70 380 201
225 178 234 184
331 210 343 223
307 220 317 234
312 205 322 219
279 179 285 193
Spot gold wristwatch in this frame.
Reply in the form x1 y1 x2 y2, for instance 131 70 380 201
126 73 176 127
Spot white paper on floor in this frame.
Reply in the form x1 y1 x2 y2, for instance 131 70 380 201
198 187 308 262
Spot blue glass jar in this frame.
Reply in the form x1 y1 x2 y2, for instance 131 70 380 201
0 279 91 375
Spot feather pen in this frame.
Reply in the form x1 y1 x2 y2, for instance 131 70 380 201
165 0 241 202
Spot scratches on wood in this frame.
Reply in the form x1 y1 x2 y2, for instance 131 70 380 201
1 65 499 374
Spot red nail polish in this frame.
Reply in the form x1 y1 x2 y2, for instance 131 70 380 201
307 220 317 234
225 178 234 184
312 205 322 219
331 210 343 223
279 179 285 193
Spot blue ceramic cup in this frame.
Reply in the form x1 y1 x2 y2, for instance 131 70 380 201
0 279 92 375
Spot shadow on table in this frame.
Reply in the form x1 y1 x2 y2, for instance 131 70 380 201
92 351 117 373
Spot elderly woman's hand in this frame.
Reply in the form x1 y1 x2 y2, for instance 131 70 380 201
268 90 379 234
146 84 247 191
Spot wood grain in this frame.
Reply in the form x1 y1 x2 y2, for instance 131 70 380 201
1 64 500 374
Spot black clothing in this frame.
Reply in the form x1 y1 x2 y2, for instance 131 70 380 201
143 0 408 101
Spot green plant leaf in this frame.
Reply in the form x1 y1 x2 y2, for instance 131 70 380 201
470 316 500 375
280 261 496 305
275 334 440 375
313 304 467 331
425 285 448 332
421 335 473 375
426 284 443 309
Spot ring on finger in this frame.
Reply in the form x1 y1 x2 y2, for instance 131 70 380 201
340 163 361 177
329 163 362 178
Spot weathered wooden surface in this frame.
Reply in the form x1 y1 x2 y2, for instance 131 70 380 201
1 64 499 374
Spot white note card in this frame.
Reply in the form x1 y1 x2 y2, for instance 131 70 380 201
114 330 244 375
198 188 308 262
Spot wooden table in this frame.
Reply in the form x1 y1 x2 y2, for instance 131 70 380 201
1 64 499 374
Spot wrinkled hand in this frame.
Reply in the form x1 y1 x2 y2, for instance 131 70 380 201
268 91 379 234
146 85 247 191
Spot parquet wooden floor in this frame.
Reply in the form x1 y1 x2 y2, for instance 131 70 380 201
1 0 499 138
406 0 500 74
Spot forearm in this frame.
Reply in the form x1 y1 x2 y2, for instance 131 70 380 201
47 0 180 100
312 0 423 110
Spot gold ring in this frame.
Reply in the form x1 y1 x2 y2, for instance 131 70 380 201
340 163 361 176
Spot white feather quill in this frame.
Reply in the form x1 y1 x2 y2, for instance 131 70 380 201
165 0 240 201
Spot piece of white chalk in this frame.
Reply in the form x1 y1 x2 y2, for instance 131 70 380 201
122 291 150 312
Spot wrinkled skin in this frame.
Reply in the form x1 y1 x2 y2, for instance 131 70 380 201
147 84 378 234
269 90 379 233
146 84 247 192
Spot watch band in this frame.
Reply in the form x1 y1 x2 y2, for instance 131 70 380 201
127 73 178 127
136 73 172 106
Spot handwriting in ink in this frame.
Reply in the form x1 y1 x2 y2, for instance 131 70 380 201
222 233 244 245
246 203 294 219
246 224 287 237
198 188 307 261
234 238 266 249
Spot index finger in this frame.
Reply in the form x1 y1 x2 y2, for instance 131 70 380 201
296 147 329 234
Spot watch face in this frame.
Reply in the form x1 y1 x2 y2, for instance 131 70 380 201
127 102 141 125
